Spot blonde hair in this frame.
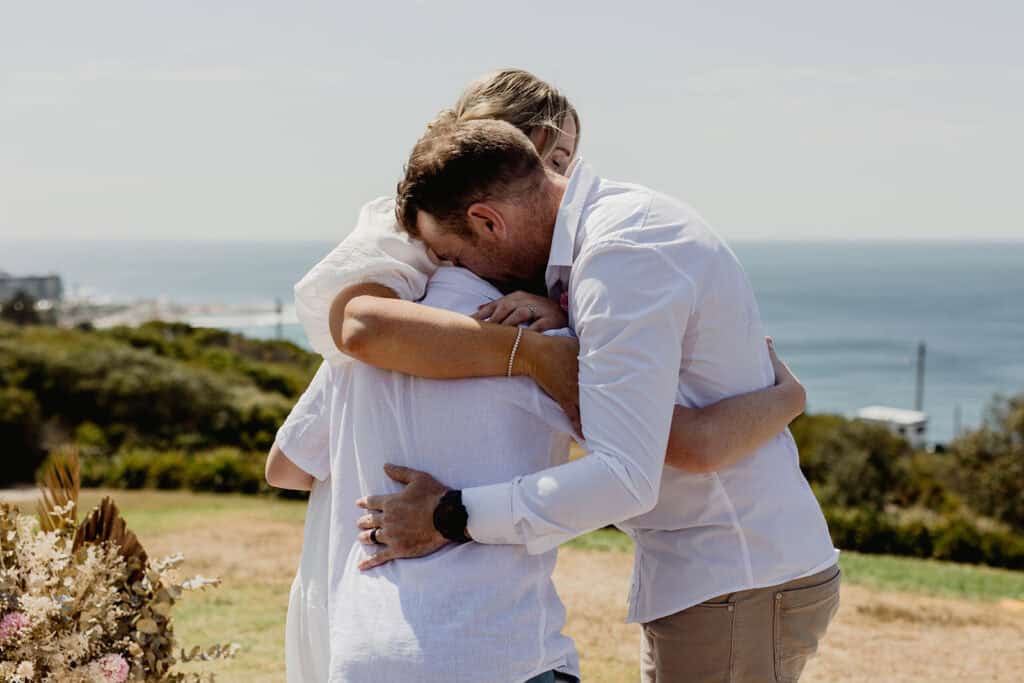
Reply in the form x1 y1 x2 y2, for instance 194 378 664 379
452 69 579 162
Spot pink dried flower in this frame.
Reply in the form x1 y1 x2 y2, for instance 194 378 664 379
0 611 28 643
91 653 130 683
16 660 34 679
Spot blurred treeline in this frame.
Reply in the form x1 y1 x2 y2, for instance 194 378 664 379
791 401 1023 569
0 320 318 496
1 320 1022 568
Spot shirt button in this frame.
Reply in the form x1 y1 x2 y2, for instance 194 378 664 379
727 605 735 612
776 593 782 600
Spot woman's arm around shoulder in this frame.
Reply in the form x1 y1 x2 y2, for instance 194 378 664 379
666 338 806 473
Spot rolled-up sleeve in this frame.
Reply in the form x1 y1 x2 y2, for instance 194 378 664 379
463 240 693 553
275 361 334 481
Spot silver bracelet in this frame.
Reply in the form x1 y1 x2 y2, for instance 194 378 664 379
506 327 524 377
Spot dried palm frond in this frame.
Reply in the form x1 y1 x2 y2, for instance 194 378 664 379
36 445 81 533
73 497 148 583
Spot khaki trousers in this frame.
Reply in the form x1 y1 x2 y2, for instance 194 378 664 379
640 565 840 683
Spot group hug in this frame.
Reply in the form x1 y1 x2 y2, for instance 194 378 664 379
263 68 840 683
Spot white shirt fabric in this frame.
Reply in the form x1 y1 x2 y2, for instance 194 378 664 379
284 478 332 683
293 196 438 367
284 203 435 681
462 160 839 624
277 267 580 683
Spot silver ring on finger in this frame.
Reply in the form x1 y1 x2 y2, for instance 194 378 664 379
527 304 538 319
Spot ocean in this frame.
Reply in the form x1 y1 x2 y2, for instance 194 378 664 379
2 239 1022 445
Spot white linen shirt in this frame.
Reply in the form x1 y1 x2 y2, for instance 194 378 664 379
283 478 331 683
462 161 838 624
277 267 580 683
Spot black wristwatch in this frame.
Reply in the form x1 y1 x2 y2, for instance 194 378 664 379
433 490 471 543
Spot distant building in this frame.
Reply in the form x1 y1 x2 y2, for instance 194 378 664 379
856 405 929 449
0 272 64 304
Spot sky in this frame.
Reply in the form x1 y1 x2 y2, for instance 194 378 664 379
2 1 1022 242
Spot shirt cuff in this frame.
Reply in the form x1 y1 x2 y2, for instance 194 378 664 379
461 481 518 545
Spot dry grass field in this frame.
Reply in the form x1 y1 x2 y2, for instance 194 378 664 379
5 489 1023 682
554 548 1024 683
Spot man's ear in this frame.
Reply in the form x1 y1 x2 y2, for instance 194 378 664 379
466 202 508 241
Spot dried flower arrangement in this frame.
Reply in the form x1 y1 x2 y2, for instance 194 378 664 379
0 449 238 681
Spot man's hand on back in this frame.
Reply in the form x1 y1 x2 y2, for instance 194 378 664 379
356 464 450 571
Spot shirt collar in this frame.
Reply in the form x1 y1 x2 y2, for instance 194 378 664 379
547 157 597 271
425 266 502 303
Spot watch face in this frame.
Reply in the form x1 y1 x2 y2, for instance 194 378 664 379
434 490 469 543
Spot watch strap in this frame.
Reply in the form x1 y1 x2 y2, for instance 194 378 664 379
433 489 471 543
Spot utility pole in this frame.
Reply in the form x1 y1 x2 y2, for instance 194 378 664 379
914 341 926 412
275 298 283 341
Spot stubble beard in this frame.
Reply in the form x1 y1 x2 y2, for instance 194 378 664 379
516 181 560 281
484 176 560 290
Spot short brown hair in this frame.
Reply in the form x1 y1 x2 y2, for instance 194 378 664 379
395 117 545 238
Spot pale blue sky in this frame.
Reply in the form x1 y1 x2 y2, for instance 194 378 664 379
2 1 1022 241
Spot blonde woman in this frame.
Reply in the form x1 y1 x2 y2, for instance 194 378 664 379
266 69 807 682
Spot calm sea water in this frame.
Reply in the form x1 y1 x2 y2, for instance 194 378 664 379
3 240 1022 444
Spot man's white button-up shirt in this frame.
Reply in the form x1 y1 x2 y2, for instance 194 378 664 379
463 161 838 623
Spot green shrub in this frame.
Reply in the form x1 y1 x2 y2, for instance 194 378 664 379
978 531 1024 570
147 450 190 490
827 509 902 554
106 449 164 489
171 432 209 451
228 388 292 452
73 421 110 457
103 321 318 400
0 323 303 464
824 507 1024 570
893 451 952 511
790 413 848 483
946 395 1024 533
72 447 283 497
186 448 266 495
79 452 111 488
2 321 313 488
931 517 986 565
0 386 44 486
794 415 911 511
892 519 934 558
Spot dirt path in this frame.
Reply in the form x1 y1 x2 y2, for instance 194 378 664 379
552 549 1024 682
